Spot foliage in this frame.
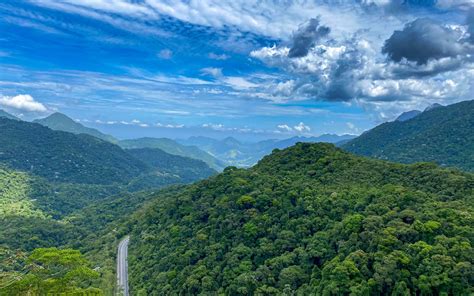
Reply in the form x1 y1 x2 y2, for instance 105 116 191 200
0 167 47 219
0 118 147 184
126 148 216 184
343 100 474 172
119 137 226 171
127 143 474 295
1 248 103 295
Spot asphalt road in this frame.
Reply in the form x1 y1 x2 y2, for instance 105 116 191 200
117 236 130 296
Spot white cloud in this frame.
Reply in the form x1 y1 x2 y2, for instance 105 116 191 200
223 77 259 90
155 122 184 128
294 122 311 132
0 94 47 112
208 52 229 60
201 67 223 77
277 124 293 131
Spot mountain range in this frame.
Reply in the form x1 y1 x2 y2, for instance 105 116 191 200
343 100 474 172
119 137 226 171
1 100 473 294
178 134 356 167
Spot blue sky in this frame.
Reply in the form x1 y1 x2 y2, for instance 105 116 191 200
0 0 473 141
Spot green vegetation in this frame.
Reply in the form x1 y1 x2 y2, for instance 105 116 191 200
343 100 474 172
2 248 102 295
127 148 216 183
0 167 47 219
127 143 474 295
0 118 147 184
34 112 117 143
119 137 226 171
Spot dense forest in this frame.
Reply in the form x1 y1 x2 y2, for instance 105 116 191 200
127 148 216 184
128 143 474 295
0 118 217 294
119 137 226 171
343 100 474 172
0 118 147 184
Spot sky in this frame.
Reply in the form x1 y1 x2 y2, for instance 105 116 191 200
0 0 473 141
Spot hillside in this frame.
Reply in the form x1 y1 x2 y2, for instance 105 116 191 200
119 137 226 171
0 167 47 219
0 118 147 184
34 112 117 143
343 100 474 172
126 148 216 184
127 143 474 295
179 134 356 167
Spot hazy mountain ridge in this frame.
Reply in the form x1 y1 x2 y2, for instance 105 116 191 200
178 134 357 167
0 109 20 120
34 112 118 143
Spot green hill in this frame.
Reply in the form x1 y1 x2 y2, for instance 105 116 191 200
0 167 47 219
0 118 147 184
119 137 226 171
34 112 117 143
126 148 216 184
127 143 474 295
343 100 474 172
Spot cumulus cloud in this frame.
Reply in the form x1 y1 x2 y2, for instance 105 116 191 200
382 18 471 65
294 122 311 132
288 18 330 58
0 94 47 112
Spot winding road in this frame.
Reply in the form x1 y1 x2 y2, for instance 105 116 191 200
117 236 130 296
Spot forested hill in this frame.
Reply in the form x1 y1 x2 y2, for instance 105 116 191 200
34 112 117 143
119 137 226 171
0 118 147 184
128 142 474 295
343 100 474 172
126 148 216 183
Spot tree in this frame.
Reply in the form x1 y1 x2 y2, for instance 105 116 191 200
4 248 102 295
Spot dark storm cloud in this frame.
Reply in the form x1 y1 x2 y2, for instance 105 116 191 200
288 18 330 58
382 18 466 65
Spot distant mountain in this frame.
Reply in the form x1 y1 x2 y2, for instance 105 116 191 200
343 100 474 172
0 109 19 120
395 110 422 122
119 137 226 171
128 143 474 295
0 118 146 184
34 112 117 143
424 103 443 112
178 134 357 167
